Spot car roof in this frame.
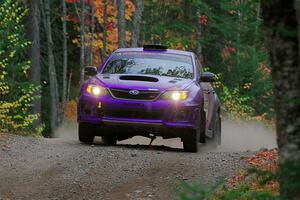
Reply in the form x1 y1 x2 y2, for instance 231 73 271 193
114 48 194 57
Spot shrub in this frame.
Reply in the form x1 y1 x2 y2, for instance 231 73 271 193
0 0 41 135
176 150 279 200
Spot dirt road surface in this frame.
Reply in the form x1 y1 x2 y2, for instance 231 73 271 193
0 119 276 200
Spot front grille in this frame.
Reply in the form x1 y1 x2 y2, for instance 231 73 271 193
109 88 160 101
104 109 162 120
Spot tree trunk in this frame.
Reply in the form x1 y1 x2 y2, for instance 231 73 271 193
254 2 261 45
67 69 72 103
89 0 95 65
27 0 41 124
41 0 59 133
117 0 126 48
131 0 144 47
103 0 108 58
62 0 68 117
196 9 202 60
262 0 300 199
80 0 85 85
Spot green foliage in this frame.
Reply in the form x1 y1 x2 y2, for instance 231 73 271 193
197 0 274 120
222 86 255 119
175 181 222 200
0 0 41 135
279 161 300 199
142 0 274 121
176 150 281 199
176 170 279 200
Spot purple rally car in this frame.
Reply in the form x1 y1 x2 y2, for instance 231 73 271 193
78 45 221 152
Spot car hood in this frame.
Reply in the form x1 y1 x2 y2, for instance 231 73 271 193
95 74 193 91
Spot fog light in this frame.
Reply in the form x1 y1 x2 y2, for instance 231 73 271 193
175 111 187 121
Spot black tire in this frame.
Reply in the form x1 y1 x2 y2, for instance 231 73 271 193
102 134 117 146
183 129 199 152
212 114 222 146
199 109 206 143
78 123 96 144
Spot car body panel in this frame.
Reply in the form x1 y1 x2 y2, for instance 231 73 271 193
78 47 220 141
96 74 194 92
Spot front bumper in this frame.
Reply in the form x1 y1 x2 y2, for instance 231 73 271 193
77 94 200 130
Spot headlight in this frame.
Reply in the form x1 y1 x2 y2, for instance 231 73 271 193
86 84 107 96
161 91 188 101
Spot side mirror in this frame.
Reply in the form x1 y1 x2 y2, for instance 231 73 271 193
85 66 98 76
200 72 215 82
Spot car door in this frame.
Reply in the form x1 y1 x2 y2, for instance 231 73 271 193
195 58 216 137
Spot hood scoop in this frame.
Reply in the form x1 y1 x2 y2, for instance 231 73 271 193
169 78 183 84
119 75 159 82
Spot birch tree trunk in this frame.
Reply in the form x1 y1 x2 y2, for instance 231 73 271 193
131 0 144 47
41 0 59 133
27 0 41 124
62 0 68 116
117 0 126 48
262 0 300 199
80 0 85 85
103 0 108 57
89 0 95 65
67 69 72 103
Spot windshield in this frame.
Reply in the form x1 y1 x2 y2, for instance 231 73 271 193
102 52 194 79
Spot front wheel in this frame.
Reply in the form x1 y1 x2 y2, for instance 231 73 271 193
183 129 199 152
212 115 222 146
78 123 96 144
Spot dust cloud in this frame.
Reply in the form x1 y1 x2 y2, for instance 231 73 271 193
53 119 277 152
207 119 277 152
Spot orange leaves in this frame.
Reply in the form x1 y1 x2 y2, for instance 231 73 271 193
64 100 77 121
256 63 271 81
227 149 279 195
222 45 236 59
227 170 248 187
66 0 135 61
125 0 135 20
241 149 278 171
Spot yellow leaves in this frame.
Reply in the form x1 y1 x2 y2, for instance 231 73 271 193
9 50 16 58
243 82 252 90
70 0 136 58
93 35 104 49
125 0 135 20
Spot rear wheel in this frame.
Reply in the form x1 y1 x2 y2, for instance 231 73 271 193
183 129 199 152
102 134 117 146
78 123 96 144
212 113 222 146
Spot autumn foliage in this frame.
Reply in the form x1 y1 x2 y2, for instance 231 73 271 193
66 0 135 66
228 149 279 196
0 1 41 135
64 100 77 121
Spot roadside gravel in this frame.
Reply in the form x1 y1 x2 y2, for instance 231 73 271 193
0 134 253 200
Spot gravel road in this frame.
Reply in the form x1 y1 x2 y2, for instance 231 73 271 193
0 120 276 200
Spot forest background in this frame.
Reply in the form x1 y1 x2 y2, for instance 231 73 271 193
0 0 273 136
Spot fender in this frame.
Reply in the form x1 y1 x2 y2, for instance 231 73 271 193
203 85 220 137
